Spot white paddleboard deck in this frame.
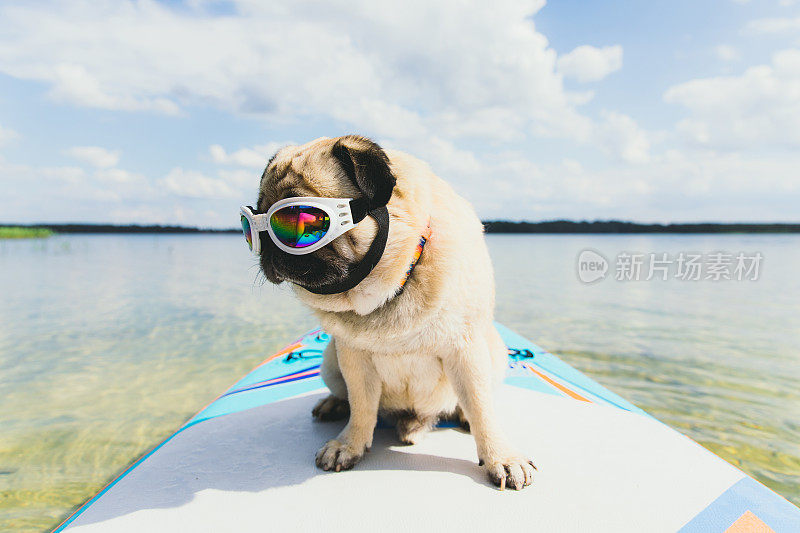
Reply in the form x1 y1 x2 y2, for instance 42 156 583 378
56 326 800 532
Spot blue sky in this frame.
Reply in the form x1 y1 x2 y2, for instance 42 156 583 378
1 0 799 227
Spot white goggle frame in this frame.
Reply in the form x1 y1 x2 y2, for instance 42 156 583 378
240 197 357 256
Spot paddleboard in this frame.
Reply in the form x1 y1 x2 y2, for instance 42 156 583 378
55 324 800 532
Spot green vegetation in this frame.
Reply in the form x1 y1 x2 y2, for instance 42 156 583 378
0 226 54 239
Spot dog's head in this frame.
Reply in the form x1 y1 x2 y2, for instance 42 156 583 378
256 135 396 291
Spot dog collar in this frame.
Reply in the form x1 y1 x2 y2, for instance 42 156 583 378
396 221 432 293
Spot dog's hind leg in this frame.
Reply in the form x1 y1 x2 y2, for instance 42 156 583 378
438 405 471 432
312 395 350 421
396 412 436 445
444 405 471 432
312 338 350 421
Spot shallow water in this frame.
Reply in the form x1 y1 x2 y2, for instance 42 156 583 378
0 233 798 531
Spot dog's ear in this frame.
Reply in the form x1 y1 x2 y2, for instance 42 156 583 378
332 135 396 208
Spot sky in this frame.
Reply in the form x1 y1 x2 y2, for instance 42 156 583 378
1 0 799 227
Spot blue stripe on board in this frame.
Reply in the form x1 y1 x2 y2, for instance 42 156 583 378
54 331 332 531
53 419 202 532
54 378 329 531
221 371 320 397
679 477 800 532
188 376 326 426
220 365 321 398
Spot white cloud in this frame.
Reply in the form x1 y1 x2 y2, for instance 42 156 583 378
2 0 795 226
0 0 655 224
594 110 651 164
745 16 800 34
49 64 179 114
561 158 583 174
557 45 623 83
715 45 740 62
64 146 121 168
209 142 290 168
0 0 592 144
0 157 239 225
160 167 237 199
665 49 800 148
95 167 145 185
0 156 157 215
217 168 260 189
0 123 18 145
442 143 800 223
504 149 799 222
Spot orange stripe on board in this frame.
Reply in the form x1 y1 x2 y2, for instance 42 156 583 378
726 511 774 533
253 342 304 369
522 363 591 403
295 328 321 342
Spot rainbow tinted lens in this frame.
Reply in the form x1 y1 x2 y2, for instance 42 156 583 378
241 214 253 251
270 205 330 248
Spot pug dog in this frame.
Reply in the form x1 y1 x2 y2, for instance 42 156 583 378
255 135 535 490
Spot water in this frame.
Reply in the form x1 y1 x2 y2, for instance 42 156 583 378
1 233 798 531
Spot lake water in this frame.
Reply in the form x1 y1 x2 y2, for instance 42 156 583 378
1 233 799 531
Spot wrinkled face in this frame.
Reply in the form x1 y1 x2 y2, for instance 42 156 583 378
255 136 394 291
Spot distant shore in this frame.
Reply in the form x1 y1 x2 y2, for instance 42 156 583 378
2 221 800 236
482 220 800 233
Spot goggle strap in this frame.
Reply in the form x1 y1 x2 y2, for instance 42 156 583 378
348 197 369 224
300 205 390 295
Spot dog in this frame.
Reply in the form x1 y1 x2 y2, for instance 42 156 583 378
256 135 535 490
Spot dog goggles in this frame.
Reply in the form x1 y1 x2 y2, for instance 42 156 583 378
240 197 369 255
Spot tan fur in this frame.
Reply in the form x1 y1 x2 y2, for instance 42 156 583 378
260 136 535 490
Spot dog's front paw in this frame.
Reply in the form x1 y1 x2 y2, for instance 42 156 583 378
315 439 364 472
481 454 536 491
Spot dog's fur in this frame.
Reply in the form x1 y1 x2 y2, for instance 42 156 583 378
257 135 535 490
